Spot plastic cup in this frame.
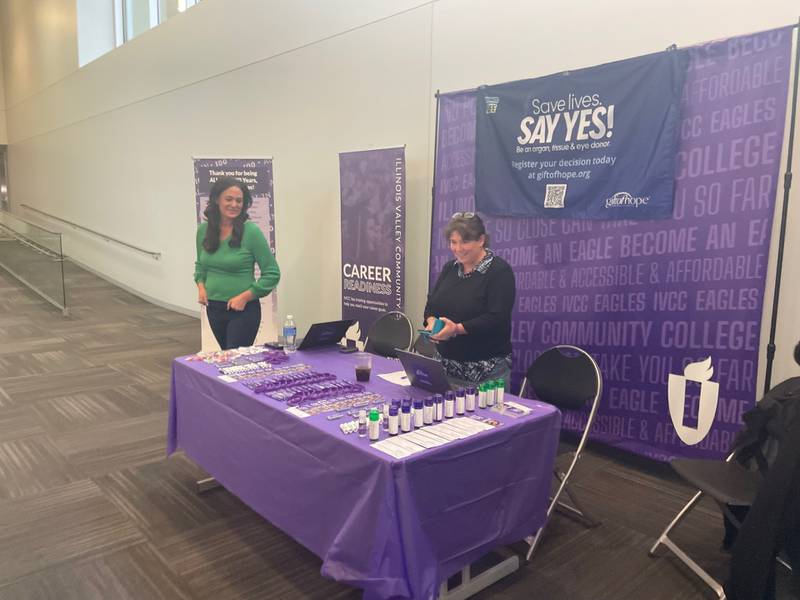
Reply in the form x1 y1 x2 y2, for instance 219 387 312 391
354 352 372 382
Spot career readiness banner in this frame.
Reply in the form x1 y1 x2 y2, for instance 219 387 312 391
431 27 792 460
193 157 278 350
340 147 405 340
476 50 689 219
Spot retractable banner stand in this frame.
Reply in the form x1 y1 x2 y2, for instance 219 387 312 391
431 26 793 460
476 50 689 219
340 147 405 341
193 157 278 351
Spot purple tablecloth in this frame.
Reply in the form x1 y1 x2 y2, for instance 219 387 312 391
168 348 560 600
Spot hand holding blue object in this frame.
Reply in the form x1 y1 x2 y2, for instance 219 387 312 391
419 318 445 338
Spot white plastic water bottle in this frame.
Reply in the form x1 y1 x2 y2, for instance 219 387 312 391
283 314 297 353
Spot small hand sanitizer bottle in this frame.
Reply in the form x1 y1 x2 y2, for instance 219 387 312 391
358 409 367 437
388 405 399 435
368 408 380 441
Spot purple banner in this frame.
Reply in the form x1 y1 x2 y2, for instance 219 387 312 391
340 147 405 339
193 157 278 348
430 27 793 460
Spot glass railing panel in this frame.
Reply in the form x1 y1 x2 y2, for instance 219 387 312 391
0 211 67 313
0 210 63 255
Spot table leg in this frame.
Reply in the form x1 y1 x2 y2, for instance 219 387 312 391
437 553 520 600
196 477 222 493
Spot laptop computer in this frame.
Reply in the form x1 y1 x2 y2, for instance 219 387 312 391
296 319 356 351
395 349 453 393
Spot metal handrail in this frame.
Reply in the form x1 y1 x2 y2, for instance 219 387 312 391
21 204 162 260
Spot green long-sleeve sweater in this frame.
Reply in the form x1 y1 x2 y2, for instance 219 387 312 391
194 222 280 301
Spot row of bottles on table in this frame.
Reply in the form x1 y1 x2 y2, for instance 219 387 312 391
357 380 506 441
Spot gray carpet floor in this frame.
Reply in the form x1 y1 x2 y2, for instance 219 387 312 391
0 257 793 599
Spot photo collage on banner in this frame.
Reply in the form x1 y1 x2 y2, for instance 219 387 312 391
340 147 405 341
193 157 278 351
430 27 793 460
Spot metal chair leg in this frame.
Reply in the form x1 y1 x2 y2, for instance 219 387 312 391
658 535 726 599
649 490 726 599
777 555 793 572
556 477 600 527
649 490 703 556
526 455 595 561
196 476 221 493
525 484 598 562
525 527 544 561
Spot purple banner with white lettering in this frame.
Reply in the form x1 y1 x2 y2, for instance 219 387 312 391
476 50 688 219
340 147 405 340
430 27 792 460
193 157 278 349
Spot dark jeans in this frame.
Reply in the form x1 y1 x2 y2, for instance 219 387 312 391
206 299 261 350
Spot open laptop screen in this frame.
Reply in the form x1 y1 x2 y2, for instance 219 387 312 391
395 349 453 393
296 319 356 350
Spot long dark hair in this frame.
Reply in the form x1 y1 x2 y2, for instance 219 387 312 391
203 176 252 252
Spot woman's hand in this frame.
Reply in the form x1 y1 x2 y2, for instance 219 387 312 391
227 291 254 311
197 283 208 306
424 316 437 332
431 317 464 342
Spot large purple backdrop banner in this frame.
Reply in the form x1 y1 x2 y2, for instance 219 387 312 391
340 147 405 339
430 27 793 460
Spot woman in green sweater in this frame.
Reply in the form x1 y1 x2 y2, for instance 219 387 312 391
194 177 280 349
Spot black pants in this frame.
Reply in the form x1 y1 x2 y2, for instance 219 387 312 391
206 299 261 350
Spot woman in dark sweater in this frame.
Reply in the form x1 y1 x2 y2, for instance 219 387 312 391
424 212 516 386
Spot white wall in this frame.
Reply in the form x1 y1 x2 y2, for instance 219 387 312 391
1 0 798 387
2 0 434 333
0 0 77 106
0 15 7 144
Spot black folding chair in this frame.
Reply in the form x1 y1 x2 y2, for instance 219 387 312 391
519 345 603 560
364 311 413 358
649 379 800 599
648 456 763 598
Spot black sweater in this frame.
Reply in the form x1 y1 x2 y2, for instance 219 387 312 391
424 256 516 362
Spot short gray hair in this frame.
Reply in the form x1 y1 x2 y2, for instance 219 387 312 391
443 213 490 247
